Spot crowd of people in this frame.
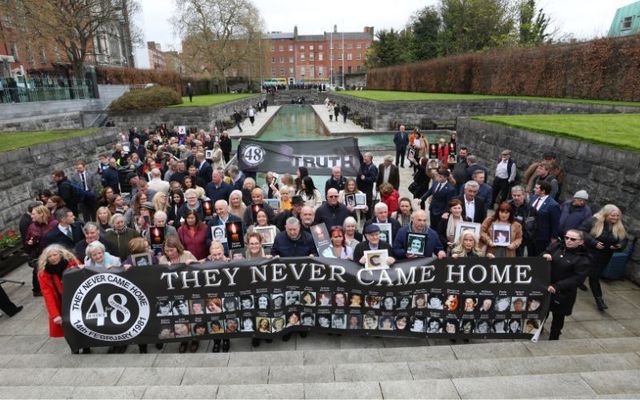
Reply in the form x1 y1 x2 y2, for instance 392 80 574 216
0 121 629 353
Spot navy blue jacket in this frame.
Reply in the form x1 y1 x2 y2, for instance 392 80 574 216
558 201 592 236
393 130 409 151
314 202 353 229
205 182 233 204
101 166 120 194
529 195 560 242
271 231 317 257
420 182 456 216
392 226 444 259
356 162 378 194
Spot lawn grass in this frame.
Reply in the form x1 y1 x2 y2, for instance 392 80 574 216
475 114 640 152
171 93 259 108
0 128 99 153
341 90 640 107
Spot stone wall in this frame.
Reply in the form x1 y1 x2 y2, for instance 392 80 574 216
457 118 640 284
328 94 640 131
0 129 119 232
268 90 324 105
110 95 262 131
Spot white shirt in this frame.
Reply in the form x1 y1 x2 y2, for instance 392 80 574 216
495 159 510 179
382 165 391 184
533 195 548 211
464 198 476 221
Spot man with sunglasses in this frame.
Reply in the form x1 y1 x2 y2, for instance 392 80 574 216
314 188 353 228
542 229 592 340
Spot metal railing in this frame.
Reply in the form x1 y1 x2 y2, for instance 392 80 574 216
0 78 96 104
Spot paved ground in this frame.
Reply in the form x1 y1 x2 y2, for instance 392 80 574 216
310 105 376 135
227 106 281 138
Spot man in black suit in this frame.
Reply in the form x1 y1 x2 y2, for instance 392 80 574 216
420 168 456 225
363 202 401 245
376 155 400 191
70 160 97 222
353 224 396 267
207 200 243 256
455 180 487 224
196 152 212 185
393 125 409 168
356 152 378 219
43 208 85 249
528 180 560 256
131 138 146 160
324 166 347 196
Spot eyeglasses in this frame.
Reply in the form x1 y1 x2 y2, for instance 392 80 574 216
564 236 580 241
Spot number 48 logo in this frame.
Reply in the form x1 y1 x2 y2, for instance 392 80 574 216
242 144 265 166
86 293 131 326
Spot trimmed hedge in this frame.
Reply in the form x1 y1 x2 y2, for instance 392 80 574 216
367 35 640 102
108 86 183 114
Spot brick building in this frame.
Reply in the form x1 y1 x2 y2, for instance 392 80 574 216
266 25 373 86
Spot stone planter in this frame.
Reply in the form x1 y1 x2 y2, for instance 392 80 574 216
0 245 28 276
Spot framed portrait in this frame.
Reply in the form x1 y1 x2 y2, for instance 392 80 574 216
492 223 511 247
131 253 152 267
311 223 331 255
364 249 389 270
211 225 227 244
205 150 214 160
201 200 213 218
407 147 416 163
264 198 280 210
428 143 438 159
225 221 244 249
354 193 367 209
454 222 482 243
374 223 392 244
406 233 427 256
122 143 131 154
345 193 355 207
254 225 277 245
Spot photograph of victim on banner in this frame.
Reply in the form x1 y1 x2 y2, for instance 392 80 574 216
62 257 550 350
236 138 362 176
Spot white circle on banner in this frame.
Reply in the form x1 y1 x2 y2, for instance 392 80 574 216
69 273 150 342
242 144 265 166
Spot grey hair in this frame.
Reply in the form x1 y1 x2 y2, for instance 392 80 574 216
374 202 388 212
464 180 480 189
83 221 99 234
85 241 106 259
286 217 301 226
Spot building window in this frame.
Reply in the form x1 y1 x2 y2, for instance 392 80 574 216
318 53 323 61
271 57 275 63
10 42 19 61
356 43 362 49
300 66 305 76
622 16 633 30
288 56 293 63
279 56 284 63
338 54 343 61
3 15 12 29
347 43 352 49
271 67 276 76
347 53 352 61
279 67 285 76
300 54 305 61
319 44 323 51
300 45 304 51
288 45 293 51
39 47 47 64
309 66 314 77
54 46 61 63
310 53 314 61
319 66 324 76
270 45 275 52
356 53 362 60
279 45 284 51
357 65 361 71
289 67 294 74
310 45 314 51
348 66 352 73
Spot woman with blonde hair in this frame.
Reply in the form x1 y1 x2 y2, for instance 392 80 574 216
228 190 246 219
95 206 112 233
276 185 293 212
37 245 85 351
580 204 628 311
152 191 170 214
451 231 492 259
245 232 267 260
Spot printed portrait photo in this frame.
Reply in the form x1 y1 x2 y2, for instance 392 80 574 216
395 315 410 331
271 293 285 310
494 296 511 312
476 320 491 334
365 295 381 309
256 294 270 310
285 290 301 306
381 296 396 311
317 314 331 329
426 317 443 333
192 322 207 336
158 325 175 339
492 319 507 333
492 223 511 247
172 299 189 316
240 316 255 332
332 313 347 329
363 314 379 330
396 296 412 310
412 293 428 309
379 316 395 331
189 300 204 315
348 314 362 330
445 319 459 334
463 297 477 313
301 313 315 327
318 292 332 306
174 323 191 338
287 311 301 327
427 294 444 310
156 300 173 317
524 319 540 334
301 291 316 307
510 297 527 313
251 317 269 334
527 297 542 312
209 320 224 334
240 295 255 310
205 297 223 314
349 293 363 307
225 318 239 333
478 297 494 313
223 297 239 313
410 316 425 332
460 319 475 334
271 317 285 333
508 318 522 333
333 292 347 307
445 294 459 312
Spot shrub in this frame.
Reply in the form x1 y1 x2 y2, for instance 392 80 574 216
108 86 183 114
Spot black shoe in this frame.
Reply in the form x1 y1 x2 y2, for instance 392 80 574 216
189 340 199 353
282 333 291 342
252 338 260 347
212 340 221 353
81 347 91 354
155 343 164 350
117 345 127 353
299 332 308 338
138 344 148 354
578 283 588 291
266 339 273 343
178 341 188 353
595 297 608 311
8 306 23 317
222 339 230 353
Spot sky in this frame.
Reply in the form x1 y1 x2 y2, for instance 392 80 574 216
134 0 633 68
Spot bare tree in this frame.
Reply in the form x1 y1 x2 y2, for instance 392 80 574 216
21 0 141 80
173 0 265 93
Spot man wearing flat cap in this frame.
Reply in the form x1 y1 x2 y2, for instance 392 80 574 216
353 224 396 266
491 149 517 208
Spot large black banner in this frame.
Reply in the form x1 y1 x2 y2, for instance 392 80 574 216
236 138 362 176
62 257 550 351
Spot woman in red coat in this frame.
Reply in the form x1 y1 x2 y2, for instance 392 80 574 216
177 210 209 260
37 244 83 342
379 183 399 215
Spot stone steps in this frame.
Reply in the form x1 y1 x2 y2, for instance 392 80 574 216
0 338 638 397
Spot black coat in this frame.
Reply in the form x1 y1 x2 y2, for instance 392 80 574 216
545 242 592 316
314 203 353 230
353 240 393 266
